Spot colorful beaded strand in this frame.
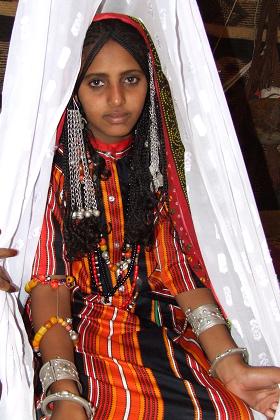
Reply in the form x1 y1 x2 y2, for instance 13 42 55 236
25 275 75 294
32 316 79 353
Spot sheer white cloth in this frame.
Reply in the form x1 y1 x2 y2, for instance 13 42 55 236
0 1 100 418
0 0 279 418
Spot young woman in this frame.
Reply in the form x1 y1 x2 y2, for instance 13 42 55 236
26 13 280 420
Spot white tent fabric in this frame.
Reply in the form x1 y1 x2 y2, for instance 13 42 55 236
0 0 279 419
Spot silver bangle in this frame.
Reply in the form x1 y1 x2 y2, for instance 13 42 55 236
39 358 82 395
41 390 95 419
209 347 249 377
185 304 226 337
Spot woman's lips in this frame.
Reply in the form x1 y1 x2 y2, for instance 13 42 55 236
103 112 130 124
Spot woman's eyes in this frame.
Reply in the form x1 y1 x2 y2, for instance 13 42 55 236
88 76 139 88
124 76 139 84
89 79 105 88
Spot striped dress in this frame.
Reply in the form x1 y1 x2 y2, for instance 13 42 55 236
32 141 252 420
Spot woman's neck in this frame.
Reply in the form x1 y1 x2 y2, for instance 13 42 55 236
89 134 133 159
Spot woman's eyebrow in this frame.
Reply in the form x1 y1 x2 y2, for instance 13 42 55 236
83 72 107 80
120 69 144 75
84 69 144 79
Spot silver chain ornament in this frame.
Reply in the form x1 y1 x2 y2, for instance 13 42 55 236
148 54 163 192
67 99 100 220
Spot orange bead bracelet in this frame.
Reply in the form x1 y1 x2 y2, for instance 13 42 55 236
32 316 79 353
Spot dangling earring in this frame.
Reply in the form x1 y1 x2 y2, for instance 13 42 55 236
67 97 100 220
148 54 163 192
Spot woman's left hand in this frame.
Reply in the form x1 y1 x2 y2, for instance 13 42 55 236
224 364 280 418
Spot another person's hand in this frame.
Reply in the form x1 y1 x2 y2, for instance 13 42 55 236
222 363 280 419
0 247 18 292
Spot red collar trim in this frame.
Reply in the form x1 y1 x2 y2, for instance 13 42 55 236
89 135 133 159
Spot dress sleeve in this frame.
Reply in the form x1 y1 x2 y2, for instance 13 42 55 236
32 163 70 276
154 212 204 296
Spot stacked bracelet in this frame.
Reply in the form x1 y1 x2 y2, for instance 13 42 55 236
185 304 226 337
41 390 95 419
209 347 249 377
25 275 75 294
32 316 79 353
39 358 82 395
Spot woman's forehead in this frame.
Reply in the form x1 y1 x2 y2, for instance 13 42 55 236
76 18 150 91
85 39 144 75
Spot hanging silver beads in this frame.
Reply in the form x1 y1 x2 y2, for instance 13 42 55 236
148 54 163 192
67 98 100 220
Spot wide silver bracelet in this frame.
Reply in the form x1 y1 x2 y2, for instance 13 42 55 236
185 304 226 337
209 347 249 377
39 358 82 395
41 390 95 419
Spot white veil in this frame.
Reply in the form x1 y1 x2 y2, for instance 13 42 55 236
0 1 279 418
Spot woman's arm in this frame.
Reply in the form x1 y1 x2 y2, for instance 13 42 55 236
31 283 75 372
176 288 280 419
30 283 88 419
176 288 241 380
27 164 89 418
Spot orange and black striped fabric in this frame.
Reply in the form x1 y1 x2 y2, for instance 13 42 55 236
32 144 252 419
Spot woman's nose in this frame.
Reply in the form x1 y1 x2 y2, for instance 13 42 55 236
108 84 125 106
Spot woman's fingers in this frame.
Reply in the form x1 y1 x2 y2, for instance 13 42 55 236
265 400 279 419
265 408 275 418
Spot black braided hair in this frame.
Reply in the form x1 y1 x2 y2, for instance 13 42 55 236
61 18 168 260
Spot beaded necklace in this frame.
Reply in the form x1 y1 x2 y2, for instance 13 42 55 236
87 135 140 304
89 239 140 303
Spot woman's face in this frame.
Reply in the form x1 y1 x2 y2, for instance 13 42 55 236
78 39 148 144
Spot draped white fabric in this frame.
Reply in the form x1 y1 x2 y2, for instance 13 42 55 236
0 1 101 418
0 0 279 418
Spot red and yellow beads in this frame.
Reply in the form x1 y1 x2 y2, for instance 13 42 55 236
32 316 79 353
25 275 75 294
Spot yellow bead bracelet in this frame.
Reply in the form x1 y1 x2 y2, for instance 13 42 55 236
32 316 79 353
